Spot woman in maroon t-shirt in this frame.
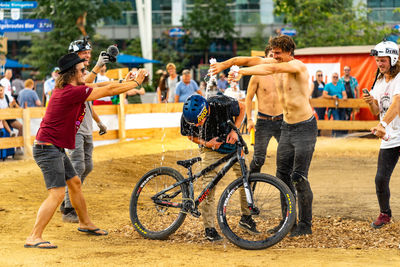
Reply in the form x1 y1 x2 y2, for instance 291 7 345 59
25 53 147 249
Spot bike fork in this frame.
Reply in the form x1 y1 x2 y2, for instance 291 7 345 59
238 156 259 216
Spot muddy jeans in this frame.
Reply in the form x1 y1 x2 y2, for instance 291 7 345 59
276 116 317 227
249 118 282 174
200 148 249 229
64 133 94 209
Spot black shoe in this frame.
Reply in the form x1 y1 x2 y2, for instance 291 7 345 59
239 215 260 235
290 222 312 237
267 219 285 234
205 227 223 242
60 200 66 214
62 209 79 223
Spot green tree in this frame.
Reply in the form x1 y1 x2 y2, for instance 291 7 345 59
236 24 271 56
182 0 236 62
22 0 129 78
274 0 393 48
123 35 190 91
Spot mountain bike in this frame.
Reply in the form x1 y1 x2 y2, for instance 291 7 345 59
129 120 296 250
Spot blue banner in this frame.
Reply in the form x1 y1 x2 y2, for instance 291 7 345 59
0 19 53 32
0 1 37 9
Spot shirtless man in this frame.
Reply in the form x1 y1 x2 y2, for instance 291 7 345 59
246 45 283 174
212 35 317 236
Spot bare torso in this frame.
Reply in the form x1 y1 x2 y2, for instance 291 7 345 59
252 75 282 116
272 60 313 124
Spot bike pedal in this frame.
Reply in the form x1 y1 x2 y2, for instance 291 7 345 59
191 210 201 218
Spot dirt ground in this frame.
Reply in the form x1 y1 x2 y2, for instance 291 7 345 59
1 135 400 266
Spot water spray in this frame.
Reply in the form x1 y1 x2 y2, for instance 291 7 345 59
205 58 217 99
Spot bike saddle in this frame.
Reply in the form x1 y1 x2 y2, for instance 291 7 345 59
176 157 202 168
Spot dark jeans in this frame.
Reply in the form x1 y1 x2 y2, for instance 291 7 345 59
314 108 326 121
249 118 282 174
276 116 318 227
374 147 400 217
330 108 346 137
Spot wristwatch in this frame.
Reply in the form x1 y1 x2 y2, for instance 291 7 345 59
380 121 388 128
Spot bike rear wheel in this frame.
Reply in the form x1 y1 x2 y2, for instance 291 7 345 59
130 167 188 240
217 173 296 250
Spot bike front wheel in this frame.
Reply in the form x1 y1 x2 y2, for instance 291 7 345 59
217 173 296 250
130 167 188 240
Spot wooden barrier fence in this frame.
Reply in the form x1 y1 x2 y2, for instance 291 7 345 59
0 99 378 157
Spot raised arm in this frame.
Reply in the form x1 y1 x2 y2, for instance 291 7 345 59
245 76 258 132
239 60 304 76
86 69 147 101
211 57 275 75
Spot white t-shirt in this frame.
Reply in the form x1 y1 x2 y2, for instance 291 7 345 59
0 78 12 98
96 74 111 102
224 86 246 101
370 73 400 149
167 76 179 103
0 94 13 109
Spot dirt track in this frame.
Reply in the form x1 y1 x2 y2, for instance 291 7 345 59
1 136 400 266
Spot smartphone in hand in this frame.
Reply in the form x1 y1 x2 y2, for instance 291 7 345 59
362 88 370 96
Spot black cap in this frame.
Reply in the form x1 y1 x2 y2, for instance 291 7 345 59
58 53 86 74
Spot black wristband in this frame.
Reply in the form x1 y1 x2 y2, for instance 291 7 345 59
91 70 98 75
133 79 140 86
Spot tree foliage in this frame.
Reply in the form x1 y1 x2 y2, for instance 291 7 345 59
236 24 271 56
22 0 129 78
274 0 393 48
182 0 236 62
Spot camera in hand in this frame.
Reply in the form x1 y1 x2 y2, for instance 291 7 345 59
102 45 119 63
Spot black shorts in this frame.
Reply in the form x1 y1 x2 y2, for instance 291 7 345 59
6 119 16 126
33 145 77 189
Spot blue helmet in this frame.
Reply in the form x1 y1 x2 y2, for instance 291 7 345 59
183 95 209 124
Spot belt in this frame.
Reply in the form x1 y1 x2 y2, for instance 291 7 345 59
33 140 65 152
257 114 283 121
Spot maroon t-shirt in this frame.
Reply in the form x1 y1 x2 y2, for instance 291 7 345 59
36 84 93 149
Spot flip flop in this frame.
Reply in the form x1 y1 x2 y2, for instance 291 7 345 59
77 228 108 236
24 241 58 249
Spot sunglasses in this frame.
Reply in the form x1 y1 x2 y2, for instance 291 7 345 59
317 74 323 77
333 76 338 78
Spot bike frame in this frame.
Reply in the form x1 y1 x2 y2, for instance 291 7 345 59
152 145 257 214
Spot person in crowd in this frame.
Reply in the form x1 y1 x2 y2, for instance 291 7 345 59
24 52 147 249
339 66 359 120
0 69 13 97
17 79 42 108
60 39 109 223
166 63 179 103
365 40 400 229
245 45 282 176
217 72 229 92
0 85 12 136
156 71 169 103
175 69 203 103
181 94 258 241
12 73 24 98
323 73 347 137
311 70 326 120
0 83 23 155
126 67 146 104
93 65 112 105
211 35 317 237
44 67 60 106
224 83 245 101
199 81 207 96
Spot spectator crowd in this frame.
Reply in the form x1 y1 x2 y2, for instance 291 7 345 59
0 60 363 160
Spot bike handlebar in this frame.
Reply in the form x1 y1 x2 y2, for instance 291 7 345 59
227 120 249 154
